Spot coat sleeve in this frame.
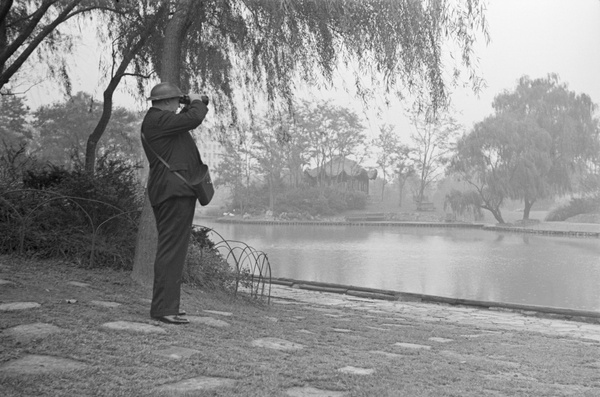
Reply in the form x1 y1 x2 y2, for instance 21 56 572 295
153 100 209 136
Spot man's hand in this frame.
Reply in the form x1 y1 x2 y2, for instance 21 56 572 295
188 93 209 106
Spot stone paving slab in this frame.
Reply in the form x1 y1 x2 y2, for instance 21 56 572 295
90 300 121 308
0 301 41 311
0 354 87 375
153 346 201 360
285 386 347 396
3 322 64 343
337 366 375 375
67 281 90 287
153 376 236 394
102 321 167 334
369 350 403 358
429 337 454 343
394 342 432 350
187 316 230 328
251 337 305 351
332 328 352 333
203 309 233 316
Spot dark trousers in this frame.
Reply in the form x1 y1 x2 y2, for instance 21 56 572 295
150 196 196 317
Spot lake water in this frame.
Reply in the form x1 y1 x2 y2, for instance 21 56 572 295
194 219 600 312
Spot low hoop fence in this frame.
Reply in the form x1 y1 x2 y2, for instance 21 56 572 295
192 224 272 302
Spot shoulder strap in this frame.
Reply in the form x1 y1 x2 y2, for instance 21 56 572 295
141 132 191 187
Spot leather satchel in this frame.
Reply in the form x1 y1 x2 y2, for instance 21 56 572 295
188 163 214 206
141 133 214 206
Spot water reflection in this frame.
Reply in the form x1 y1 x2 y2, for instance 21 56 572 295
196 219 600 312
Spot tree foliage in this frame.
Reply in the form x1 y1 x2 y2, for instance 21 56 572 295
107 0 489 128
213 101 368 212
493 74 599 192
248 118 289 210
32 91 141 166
409 111 461 204
293 100 366 185
371 124 404 201
450 74 600 223
0 94 30 147
451 113 551 223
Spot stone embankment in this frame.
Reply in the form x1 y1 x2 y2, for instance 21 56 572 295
214 216 600 237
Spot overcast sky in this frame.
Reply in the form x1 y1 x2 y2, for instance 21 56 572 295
454 0 600 129
344 0 600 137
25 0 600 139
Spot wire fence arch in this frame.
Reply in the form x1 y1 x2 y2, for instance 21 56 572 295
193 224 272 302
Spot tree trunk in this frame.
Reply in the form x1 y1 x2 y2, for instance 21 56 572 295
130 198 157 285
84 5 166 173
484 205 505 224
85 88 114 173
380 168 386 202
523 199 535 220
131 0 194 285
0 0 10 75
268 174 274 211
397 175 406 208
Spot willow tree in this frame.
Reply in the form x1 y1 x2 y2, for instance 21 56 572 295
450 113 552 224
129 0 489 283
450 74 600 223
492 74 600 204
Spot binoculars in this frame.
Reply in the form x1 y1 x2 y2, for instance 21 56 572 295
180 95 191 105
180 95 209 106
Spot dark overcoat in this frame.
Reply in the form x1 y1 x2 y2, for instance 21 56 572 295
141 100 209 206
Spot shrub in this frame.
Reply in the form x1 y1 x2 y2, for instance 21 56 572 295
228 184 270 214
545 196 600 221
273 186 367 217
0 154 143 269
0 144 38 189
183 226 252 293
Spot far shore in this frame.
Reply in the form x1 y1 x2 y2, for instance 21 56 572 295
194 212 600 238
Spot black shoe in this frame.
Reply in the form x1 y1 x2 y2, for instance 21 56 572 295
152 315 190 324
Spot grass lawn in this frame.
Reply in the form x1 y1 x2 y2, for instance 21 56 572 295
1 255 600 396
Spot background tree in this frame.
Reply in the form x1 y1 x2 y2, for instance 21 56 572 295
282 120 310 188
450 74 600 223
249 118 289 211
492 74 599 200
0 94 31 147
372 124 401 201
212 125 254 214
297 100 366 185
409 112 461 205
32 91 140 166
450 113 552 223
394 145 414 207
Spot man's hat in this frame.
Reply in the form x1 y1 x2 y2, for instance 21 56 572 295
147 82 183 101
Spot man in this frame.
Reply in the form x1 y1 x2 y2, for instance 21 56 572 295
141 82 209 324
